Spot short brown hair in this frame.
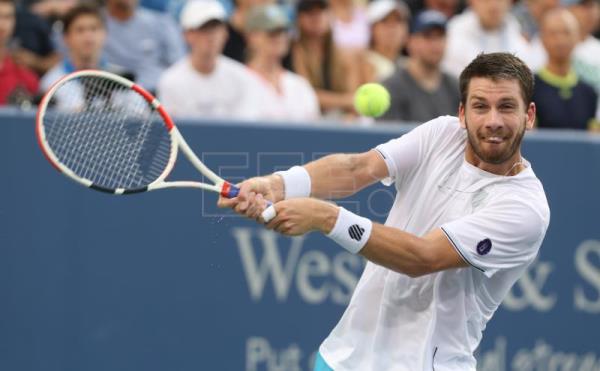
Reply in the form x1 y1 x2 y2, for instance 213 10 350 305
62 3 104 34
459 53 534 108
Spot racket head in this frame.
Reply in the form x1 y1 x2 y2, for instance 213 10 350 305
36 70 178 194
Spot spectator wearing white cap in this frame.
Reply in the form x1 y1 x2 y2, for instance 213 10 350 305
156 0 260 120
441 0 532 78
291 0 361 120
379 10 459 122
361 0 410 82
245 4 320 121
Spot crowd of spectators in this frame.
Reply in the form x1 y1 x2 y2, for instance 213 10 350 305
1 0 599 130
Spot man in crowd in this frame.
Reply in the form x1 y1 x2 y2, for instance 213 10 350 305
0 0 38 106
103 0 185 92
442 0 531 77
533 8 598 130
157 0 259 119
40 4 128 92
380 10 459 122
244 4 319 121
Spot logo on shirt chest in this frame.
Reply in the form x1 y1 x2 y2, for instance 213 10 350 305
477 238 493 255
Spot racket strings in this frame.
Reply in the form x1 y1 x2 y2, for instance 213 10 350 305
43 76 173 190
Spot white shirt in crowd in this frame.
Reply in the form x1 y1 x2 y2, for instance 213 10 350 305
320 116 550 371
157 56 261 120
442 10 532 78
245 69 320 122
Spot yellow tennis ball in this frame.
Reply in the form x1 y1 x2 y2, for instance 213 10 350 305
354 83 391 118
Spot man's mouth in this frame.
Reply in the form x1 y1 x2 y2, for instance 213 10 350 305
483 136 505 144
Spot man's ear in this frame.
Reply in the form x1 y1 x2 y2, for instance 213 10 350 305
526 102 536 130
458 103 466 129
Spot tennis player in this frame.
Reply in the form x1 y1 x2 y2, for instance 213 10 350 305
219 52 550 370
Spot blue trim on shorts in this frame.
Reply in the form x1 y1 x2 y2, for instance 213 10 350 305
314 352 333 371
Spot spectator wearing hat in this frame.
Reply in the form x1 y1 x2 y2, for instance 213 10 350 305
379 10 459 123
245 4 320 121
361 0 410 82
441 0 531 78
223 0 273 64
291 0 361 120
102 0 186 92
157 0 260 119
533 8 598 130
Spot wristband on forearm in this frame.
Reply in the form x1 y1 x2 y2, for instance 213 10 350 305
274 166 311 199
326 207 373 254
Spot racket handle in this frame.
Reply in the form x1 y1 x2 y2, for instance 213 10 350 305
261 204 277 223
220 182 240 198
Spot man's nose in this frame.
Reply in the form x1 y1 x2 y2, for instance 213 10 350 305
485 108 504 131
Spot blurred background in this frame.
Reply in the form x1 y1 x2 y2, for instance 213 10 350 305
1 0 599 368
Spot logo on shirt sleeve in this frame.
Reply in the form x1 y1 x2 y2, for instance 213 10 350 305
476 238 492 255
348 224 365 241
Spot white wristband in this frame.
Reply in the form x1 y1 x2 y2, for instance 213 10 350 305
275 166 311 199
326 207 373 254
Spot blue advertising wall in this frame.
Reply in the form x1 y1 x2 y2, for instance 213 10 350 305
1 110 599 371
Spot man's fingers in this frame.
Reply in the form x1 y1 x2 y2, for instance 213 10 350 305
248 194 266 220
217 196 238 209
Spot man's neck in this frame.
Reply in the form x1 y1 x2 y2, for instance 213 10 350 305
373 43 399 62
249 56 282 89
107 3 134 21
465 146 526 176
190 55 217 75
546 59 571 76
249 55 281 75
406 58 441 91
69 52 98 70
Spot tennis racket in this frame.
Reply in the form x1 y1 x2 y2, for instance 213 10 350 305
35 69 240 199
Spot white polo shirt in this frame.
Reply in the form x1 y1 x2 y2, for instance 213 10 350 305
157 56 261 120
319 116 550 370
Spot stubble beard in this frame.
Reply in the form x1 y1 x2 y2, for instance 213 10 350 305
465 117 527 165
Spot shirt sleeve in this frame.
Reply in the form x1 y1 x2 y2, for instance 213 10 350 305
440 197 549 278
374 117 445 186
159 15 186 66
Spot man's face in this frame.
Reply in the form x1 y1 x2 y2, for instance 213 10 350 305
540 10 579 63
64 14 106 62
0 1 15 46
408 28 446 68
371 10 409 51
470 0 511 30
249 28 289 59
185 21 228 60
459 77 535 165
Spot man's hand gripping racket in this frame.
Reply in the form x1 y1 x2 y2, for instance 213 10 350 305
36 69 278 221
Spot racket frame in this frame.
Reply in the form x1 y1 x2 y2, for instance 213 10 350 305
36 69 238 198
